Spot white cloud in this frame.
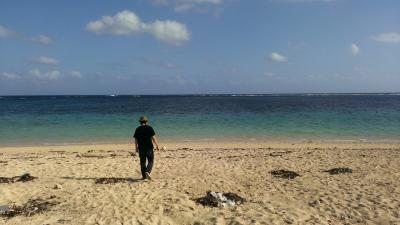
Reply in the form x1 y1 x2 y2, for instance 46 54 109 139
69 71 82 78
86 10 143 35
33 56 60 65
86 10 189 45
350 43 360 56
371 32 400 43
0 25 16 38
144 20 190 45
31 35 53 44
270 52 288 63
1 72 21 79
30 69 61 80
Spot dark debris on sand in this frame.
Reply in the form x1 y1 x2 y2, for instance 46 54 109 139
269 150 293 157
0 174 37 184
195 192 219 207
76 154 107 158
128 152 136 157
224 192 246 203
94 178 135 184
270 170 300 179
324 167 352 175
194 191 246 208
0 198 58 218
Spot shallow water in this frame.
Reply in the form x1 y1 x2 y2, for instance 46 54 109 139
0 94 399 145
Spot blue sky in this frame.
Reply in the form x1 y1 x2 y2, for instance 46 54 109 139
0 0 399 95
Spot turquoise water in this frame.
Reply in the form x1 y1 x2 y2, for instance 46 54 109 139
0 94 399 145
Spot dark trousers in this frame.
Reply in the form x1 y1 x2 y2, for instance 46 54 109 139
139 150 154 179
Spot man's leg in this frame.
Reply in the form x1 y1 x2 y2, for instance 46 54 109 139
146 150 154 174
139 152 147 179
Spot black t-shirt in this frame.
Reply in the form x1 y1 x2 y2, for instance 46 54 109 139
134 125 155 151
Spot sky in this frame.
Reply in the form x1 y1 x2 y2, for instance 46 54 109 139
0 0 399 95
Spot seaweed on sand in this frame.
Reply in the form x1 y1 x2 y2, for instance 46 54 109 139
76 154 106 158
324 167 352 175
270 170 300 179
223 192 246 204
0 198 57 218
0 174 37 184
194 191 246 208
94 177 135 184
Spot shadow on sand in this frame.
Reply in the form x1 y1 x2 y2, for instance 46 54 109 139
61 177 143 184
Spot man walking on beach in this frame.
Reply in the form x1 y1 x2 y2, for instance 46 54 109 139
134 116 159 180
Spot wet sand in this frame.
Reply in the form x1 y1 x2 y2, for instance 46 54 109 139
1 140 400 225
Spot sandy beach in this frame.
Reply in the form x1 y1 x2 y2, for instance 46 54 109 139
1 140 399 225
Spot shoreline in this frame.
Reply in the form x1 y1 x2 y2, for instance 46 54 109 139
1 138 399 153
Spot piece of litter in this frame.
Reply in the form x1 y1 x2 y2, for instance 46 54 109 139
226 200 235 207
0 205 10 214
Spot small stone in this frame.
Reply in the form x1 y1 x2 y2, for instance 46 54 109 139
53 184 63 189
161 146 167 150
308 200 320 207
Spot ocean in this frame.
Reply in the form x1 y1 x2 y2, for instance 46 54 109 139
0 94 399 146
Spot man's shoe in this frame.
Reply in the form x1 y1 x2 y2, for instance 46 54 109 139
145 172 152 180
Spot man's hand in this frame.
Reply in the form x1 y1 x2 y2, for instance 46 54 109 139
152 136 160 151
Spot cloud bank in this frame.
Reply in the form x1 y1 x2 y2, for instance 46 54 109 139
30 69 62 80
86 10 190 45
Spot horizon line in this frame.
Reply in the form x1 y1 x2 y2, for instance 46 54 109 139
1 92 400 97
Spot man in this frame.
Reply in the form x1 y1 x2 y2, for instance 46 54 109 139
133 116 159 180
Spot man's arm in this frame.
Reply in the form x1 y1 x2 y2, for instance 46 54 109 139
152 136 160 151
134 138 139 152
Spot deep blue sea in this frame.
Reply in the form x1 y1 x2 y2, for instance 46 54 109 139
0 94 399 146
